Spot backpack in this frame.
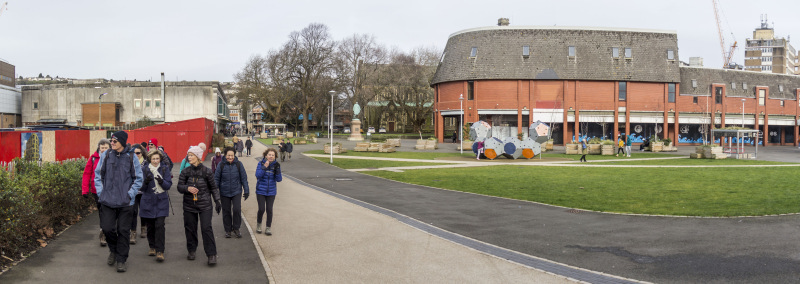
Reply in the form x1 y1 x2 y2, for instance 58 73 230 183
218 160 246 186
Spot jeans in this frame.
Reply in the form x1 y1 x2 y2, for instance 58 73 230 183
100 204 133 263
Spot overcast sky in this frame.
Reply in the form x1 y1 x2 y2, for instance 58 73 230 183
2 0 799 83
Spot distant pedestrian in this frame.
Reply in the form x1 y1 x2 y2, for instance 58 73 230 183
579 138 587 162
140 149 173 262
278 141 287 162
82 138 111 247
214 147 249 239
211 148 223 174
255 148 282 236
616 136 625 157
236 138 244 157
177 146 221 266
129 144 147 244
245 137 253 157
94 131 144 273
625 134 632 157
452 130 458 143
476 140 484 160
285 140 293 161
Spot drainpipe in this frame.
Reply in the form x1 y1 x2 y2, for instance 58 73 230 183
161 72 165 121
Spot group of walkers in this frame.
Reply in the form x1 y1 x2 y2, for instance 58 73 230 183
81 131 283 273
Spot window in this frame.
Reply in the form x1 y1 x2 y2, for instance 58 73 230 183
612 47 619 58
134 99 141 108
693 97 698 104
568 46 575 57
779 85 784 92
467 81 474 100
145 100 151 108
522 46 530 57
758 89 766 105
33 102 38 109
692 79 697 88
470 47 477 57
668 83 675 103
624 48 632 58
155 100 161 107
715 87 723 104
743 83 747 90
780 100 785 107
731 82 736 90
618 82 627 101
667 49 674 60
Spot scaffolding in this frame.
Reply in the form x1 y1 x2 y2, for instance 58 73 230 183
711 129 760 159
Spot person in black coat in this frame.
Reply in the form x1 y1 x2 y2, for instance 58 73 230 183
140 149 173 262
177 146 221 266
214 147 250 238
245 137 253 157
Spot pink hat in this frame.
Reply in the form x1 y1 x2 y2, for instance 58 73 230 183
187 146 204 161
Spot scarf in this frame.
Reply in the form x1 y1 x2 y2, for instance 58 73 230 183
148 163 164 194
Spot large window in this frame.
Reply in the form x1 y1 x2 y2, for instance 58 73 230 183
467 81 474 100
715 87 723 104
668 83 675 103
758 89 766 105
470 47 477 57
618 82 627 101
568 46 575 57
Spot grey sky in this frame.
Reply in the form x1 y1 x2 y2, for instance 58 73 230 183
2 0 798 82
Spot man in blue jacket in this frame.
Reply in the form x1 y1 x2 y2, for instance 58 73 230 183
95 131 143 273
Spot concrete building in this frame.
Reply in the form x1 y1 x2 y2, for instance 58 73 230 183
21 81 230 130
432 20 800 146
744 18 799 75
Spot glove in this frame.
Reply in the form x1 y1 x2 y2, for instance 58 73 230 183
215 202 221 215
243 193 249 200
82 193 89 199
155 176 163 184
92 193 99 203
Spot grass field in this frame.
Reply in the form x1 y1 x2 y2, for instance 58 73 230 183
303 150 476 160
309 157 449 169
591 159 796 166
362 165 800 217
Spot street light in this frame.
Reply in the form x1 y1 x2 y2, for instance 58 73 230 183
98 93 107 129
329 90 336 164
741 99 746 128
459 94 464 155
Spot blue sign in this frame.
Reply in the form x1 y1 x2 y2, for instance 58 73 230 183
298 114 313 120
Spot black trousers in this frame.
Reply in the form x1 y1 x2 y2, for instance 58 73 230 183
131 194 144 232
183 209 216 257
617 147 625 154
246 147 251 156
100 204 133 263
142 217 166 253
221 193 242 233
256 195 276 227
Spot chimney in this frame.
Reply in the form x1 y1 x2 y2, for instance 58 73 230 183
498 18 510 26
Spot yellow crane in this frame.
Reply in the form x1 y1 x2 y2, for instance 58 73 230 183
712 0 737 68
0 2 7 18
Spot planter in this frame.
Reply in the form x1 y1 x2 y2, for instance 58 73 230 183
565 143 581 155
354 142 370 152
650 142 664 152
386 138 401 147
601 144 614 155
587 144 602 155
416 139 438 150
458 140 473 151
544 141 553 151
324 144 346 154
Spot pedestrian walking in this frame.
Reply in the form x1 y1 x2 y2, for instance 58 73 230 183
82 138 111 247
255 148 282 236
129 144 147 244
147 138 173 172
616 136 625 157
626 134 633 157
579 137 588 162
180 142 207 172
452 130 458 143
278 141 287 162
236 138 244 157
214 147 250 239
245 137 253 157
177 146 222 266
475 140 484 160
285 140 293 161
211 148 223 174
94 131 144 273
140 149 173 262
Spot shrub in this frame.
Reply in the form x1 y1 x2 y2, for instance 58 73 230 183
588 137 603 144
211 133 226 148
663 138 672 146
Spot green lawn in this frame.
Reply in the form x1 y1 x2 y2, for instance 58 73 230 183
303 150 476 160
542 152 682 160
310 157 450 169
363 165 800 217
592 159 797 166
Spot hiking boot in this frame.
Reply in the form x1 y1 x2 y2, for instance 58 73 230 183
256 223 262 234
129 232 136 245
208 255 217 266
225 232 231 238
107 252 116 266
187 251 196 260
116 262 127 273
148 248 156 256
99 231 107 247
156 252 164 262
233 230 241 238
141 227 147 238
265 227 272 236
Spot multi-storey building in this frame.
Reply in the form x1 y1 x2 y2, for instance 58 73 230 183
432 20 800 146
0 59 21 128
744 19 798 75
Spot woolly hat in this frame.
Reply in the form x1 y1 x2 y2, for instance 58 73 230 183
187 146 204 161
111 131 128 146
149 138 159 148
215 147 221 153
198 142 207 152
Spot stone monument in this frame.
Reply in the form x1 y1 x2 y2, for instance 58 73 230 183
348 102 364 141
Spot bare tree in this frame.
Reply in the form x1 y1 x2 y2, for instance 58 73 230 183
380 46 440 133
234 54 294 124
335 34 388 122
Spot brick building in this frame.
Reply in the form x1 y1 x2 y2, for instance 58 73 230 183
432 22 800 146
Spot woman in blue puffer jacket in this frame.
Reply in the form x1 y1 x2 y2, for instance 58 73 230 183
254 147 282 235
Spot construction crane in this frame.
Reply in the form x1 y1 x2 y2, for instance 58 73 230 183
712 0 737 68
0 2 7 18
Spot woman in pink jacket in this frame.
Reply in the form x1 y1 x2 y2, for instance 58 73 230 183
82 138 111 246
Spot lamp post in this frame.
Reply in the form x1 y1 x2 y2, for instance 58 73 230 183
98 93 107 129
459 94 464 155
329 90 336 164
741 99 746 128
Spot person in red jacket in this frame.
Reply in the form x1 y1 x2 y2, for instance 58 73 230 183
82 138 111 246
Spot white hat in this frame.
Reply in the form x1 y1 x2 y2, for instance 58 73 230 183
215 147 221 153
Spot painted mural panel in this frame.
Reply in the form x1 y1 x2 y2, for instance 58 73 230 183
21 132 43 162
